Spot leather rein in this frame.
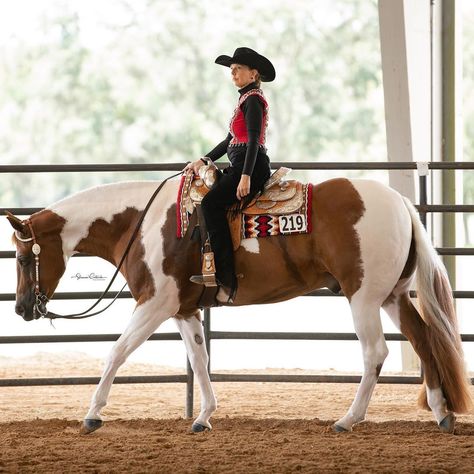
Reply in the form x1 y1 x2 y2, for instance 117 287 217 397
15 171 183 320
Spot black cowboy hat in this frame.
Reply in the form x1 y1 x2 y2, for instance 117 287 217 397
215 47 276 82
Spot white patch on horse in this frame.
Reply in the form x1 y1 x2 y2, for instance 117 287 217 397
426 386 450 423
241 238 260 254
350 179 412 302
334 179 413 431
48 181 177 256
142 183 180 300
48 180 181 304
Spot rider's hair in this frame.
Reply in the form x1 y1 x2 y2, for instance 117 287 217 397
253 72 261 87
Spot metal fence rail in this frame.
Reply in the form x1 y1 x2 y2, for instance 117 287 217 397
1 162 474 417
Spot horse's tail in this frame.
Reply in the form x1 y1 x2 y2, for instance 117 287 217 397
402 197 472 413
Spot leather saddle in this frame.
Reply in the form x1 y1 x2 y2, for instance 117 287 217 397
181 165 306 250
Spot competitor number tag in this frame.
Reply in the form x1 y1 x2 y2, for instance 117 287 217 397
279 214 307 234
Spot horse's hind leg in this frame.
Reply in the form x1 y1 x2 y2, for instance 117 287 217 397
383 291 454 432
334 293 388 432
81 295 178 434
174 313 217 432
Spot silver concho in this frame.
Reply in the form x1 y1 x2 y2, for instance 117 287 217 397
32 243 41 255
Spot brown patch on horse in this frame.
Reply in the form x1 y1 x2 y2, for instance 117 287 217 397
75 208 155 306
161 205 204 317
310 179 365 299
9 210 66 316
24 210 66 299
231 179 365 304
161 178 365 310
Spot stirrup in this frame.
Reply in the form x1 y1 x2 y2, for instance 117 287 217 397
190 273 217 287
190 249 218 287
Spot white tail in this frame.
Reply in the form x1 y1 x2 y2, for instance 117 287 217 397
402 197 472 413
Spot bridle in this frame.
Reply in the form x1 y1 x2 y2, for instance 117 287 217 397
14 171 183 320
15 220 50 318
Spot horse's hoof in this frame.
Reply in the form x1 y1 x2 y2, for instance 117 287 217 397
438 413 456 434
80 419 103 435
192 422 211 433
333 423 349 433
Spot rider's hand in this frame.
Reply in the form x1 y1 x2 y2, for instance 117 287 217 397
183 158 206 176
237 174 251 200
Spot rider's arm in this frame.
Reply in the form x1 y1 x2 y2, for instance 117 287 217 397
203 133 232 162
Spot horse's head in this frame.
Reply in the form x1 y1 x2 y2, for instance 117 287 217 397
7 211 66 321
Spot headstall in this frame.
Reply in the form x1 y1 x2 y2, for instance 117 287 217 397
15 220 49 318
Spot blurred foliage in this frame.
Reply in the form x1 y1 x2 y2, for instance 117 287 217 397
0 0 384 206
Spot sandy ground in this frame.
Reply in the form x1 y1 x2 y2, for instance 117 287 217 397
0 353 473 473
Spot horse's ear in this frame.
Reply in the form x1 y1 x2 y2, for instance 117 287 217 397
5 211 26 234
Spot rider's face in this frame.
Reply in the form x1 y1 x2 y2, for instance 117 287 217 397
230 63 257 88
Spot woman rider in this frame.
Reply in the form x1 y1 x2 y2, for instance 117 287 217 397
184 47 275 303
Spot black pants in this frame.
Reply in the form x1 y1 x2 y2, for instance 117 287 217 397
201 154 271 289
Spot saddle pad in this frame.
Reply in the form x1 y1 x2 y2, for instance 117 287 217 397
176 174 313 240
243 183 312 239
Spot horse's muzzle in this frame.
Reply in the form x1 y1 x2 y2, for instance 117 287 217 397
15 292 42 321
15 302 35 321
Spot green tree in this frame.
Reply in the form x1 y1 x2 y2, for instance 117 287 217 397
0 0 384 206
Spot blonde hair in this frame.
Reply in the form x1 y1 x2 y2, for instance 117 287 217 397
254 72 262 87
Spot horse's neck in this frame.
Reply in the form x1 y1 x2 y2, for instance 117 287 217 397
48 181 175 262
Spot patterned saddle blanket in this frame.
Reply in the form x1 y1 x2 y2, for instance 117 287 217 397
177 165 313 250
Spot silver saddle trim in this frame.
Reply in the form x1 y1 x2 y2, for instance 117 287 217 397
263 167 292 190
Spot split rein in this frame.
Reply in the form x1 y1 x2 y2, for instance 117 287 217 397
16 171 184 320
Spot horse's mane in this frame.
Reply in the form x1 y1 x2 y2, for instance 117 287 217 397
46 180 164 212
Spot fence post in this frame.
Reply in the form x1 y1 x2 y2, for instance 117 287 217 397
185 308 211 418
203 308 211 373
417 170 429 379
185 358 194 419
418 172 428 228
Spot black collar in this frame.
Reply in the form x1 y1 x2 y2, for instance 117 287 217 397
238 82 259 95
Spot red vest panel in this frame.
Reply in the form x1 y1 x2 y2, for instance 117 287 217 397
229 89 268 147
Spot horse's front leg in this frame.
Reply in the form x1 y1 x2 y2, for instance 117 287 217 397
174 313 217 431
81 295 178 434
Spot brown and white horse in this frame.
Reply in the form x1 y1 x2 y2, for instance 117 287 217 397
7 177 472 434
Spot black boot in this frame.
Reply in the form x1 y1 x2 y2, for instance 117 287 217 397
214 273 237 304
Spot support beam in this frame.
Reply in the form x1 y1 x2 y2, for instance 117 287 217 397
378 0 431 202
441 0 460 286
378 0 433 372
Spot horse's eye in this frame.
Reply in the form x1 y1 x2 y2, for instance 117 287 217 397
17 255 31 267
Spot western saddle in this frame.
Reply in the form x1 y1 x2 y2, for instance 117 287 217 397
180 163 307 289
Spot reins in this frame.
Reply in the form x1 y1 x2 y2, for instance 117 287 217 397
24 171 183 320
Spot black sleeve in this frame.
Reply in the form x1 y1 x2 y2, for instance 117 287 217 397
241 95 263 176
204 133 232 162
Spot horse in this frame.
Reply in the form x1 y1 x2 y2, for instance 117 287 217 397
6 175 472 435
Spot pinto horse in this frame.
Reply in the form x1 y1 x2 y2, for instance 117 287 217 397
6 177 472 434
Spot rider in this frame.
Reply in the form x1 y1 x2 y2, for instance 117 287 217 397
184 47 275 303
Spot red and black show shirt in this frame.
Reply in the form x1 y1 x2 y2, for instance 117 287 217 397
204 82 269 176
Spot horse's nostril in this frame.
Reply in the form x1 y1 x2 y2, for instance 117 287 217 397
15 304 25 316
